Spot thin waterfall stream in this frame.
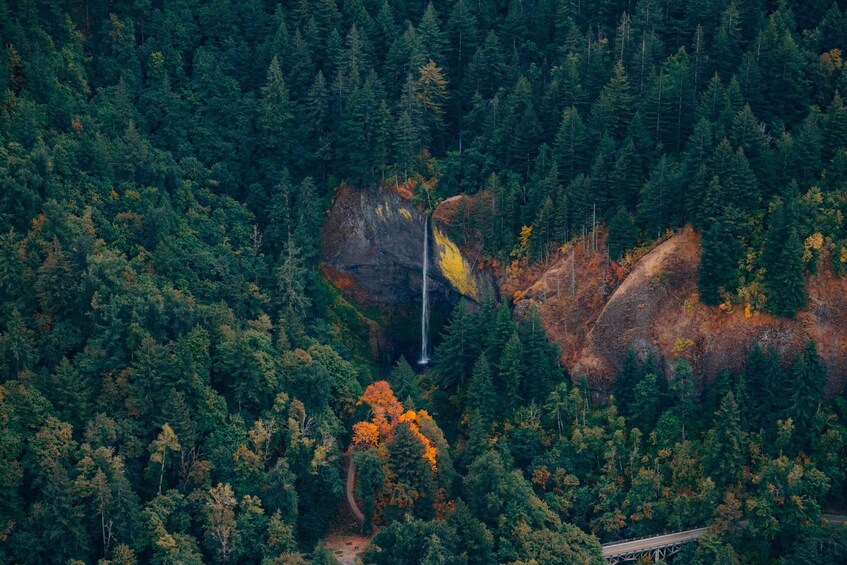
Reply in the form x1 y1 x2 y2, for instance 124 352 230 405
419 215 430 364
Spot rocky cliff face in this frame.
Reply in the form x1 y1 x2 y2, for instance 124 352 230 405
320 183 493 361
511 226 847 394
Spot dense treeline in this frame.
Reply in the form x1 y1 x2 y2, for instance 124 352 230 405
3 1 847 319
2 0 847 563
353 301 846 564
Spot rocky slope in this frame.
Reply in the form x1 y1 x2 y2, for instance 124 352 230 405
511 226 847 393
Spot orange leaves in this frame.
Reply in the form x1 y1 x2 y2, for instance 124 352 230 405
820 48 843 72
357 381 403 439
398 410 438 471
351 421 380 450
532 465 551 489
351 382 438 470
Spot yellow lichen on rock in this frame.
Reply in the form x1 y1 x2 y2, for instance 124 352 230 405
432 225 480 300
377 201 414 222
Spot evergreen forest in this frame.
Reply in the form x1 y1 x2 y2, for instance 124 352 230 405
1 0 847 563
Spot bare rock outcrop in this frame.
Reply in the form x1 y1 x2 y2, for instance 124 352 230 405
321 183 492 307
513 226 847 393
320 184 494 362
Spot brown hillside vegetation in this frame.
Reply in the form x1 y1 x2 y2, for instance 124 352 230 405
509 226 847 393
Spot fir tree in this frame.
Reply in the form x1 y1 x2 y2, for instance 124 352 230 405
390 356 419 408
433 301 481 394
781 342 827 452
498 332 524 415
387 422 434 517
698 215 743 305
553 106 588 184
418 3 447 66
608 205 638 261
743 346 783 432
466 353 496 427
705 392 746 486
763 211 807 317
590 61 634 139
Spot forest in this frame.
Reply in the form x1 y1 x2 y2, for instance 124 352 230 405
1 0 847 563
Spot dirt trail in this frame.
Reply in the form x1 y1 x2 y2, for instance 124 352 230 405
344 451 365 523
314 452 375 564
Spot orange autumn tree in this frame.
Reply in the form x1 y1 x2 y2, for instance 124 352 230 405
351 381 437 470
353 380 403 445
350 381 455 526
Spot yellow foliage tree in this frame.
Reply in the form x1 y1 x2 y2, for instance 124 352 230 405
416 60 448 118
520 225 533 249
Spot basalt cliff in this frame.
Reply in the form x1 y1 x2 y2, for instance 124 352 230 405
320 183 493 361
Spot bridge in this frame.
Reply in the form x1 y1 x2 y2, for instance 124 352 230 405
601 515 847 563
602 526 708 563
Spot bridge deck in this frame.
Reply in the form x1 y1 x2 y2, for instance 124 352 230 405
601 515 846 562
602 527 708 557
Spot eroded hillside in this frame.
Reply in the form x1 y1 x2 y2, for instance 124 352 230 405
509 226 847 393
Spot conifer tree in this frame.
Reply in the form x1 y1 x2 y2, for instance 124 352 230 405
433 301 481 394
631 373 663 432
705 392 746 486
276 234 311 326
698 216 742 305
446 0 479 84
638 154 682 234
464 31 505 99
466 353 496 427
485 300 516 368
354 448 385 533
712 3 743 80
418 3 447 66
724 147 759 212
259 56 294 155
416 60 449 145
390 356 419 408
498 332 524 415
781 342 826 451
553 106 588 184
553 184 570 245
387 422 434 517
528 196 555 262
614 349 641 415
590 61 634 139
743 346 783 432
610 139 642 210
519 307 559 404
763 212 807 318
608 206 638 261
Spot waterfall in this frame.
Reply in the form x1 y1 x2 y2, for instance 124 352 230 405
419 215 430 365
